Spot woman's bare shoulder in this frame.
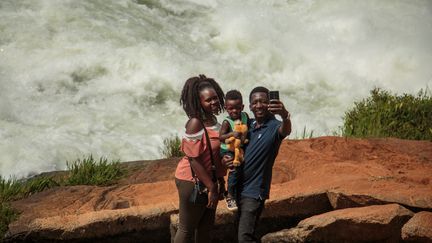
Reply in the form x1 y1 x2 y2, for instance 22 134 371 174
185 117 204 134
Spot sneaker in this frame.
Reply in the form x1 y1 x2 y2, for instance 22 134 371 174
225 196 238 211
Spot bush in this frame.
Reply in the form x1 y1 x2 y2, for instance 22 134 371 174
0 175 58 240
160 134 184 158
342 88 432 140
66 155 124 186
22 176 60 197
0 155 123 238
0 177 22 203
0 202 18 241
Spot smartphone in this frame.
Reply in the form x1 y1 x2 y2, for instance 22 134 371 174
269 91 279 103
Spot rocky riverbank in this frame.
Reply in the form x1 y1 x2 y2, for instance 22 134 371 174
4 137 432 242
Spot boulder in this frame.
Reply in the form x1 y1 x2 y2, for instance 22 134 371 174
261 204 414 243
326 191 388 209
170 192 332 242
6 180 179 242
5 205 177 243
401 211 432 242
5 137 432 242
262 192 332 219
275 137 432 211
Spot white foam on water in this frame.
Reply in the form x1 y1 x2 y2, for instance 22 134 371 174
1 0 431 177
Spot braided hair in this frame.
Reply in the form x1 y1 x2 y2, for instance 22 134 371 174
180 74 225 118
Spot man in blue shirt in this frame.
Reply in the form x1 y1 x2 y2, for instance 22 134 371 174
225 86 291 242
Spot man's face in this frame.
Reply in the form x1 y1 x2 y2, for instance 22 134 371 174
224 99 243 120
249 92 270 119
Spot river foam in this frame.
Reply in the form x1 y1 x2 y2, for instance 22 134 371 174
1 0 431 177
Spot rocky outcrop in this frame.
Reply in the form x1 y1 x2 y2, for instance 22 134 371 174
169 192 332 242
7 205 176 243
261 204 414 243
401 211 432 242
4 137 432 242
326 191 388 209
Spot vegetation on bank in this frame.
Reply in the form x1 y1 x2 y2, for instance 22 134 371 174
66 155 124 186
160 134 184 158
0 155 124 240
342 88 432 140
0 202 17 240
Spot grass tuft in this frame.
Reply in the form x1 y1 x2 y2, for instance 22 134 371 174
0 177 22 202
66 155 124 186
0 202 18 241
342 88 432 140
292 126 315 139
160 134 184 158
0 155 124 238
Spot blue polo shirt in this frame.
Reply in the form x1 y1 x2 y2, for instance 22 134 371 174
239 116 283 200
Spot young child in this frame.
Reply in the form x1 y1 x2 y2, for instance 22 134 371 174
219 90 249 211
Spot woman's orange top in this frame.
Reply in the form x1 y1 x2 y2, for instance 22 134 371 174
175 123 226 182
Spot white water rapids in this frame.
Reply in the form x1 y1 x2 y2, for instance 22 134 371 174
1 0 431 177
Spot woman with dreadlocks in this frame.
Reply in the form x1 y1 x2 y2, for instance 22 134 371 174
174 74 227 243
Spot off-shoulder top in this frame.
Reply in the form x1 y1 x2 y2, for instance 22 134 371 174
175 123 226 182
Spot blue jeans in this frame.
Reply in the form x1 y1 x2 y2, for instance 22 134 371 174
237 196 265 243
227 168 238 198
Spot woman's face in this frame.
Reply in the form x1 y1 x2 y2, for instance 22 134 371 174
199 88 220 115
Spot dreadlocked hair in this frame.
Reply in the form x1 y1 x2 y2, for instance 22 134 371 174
180 74 225 118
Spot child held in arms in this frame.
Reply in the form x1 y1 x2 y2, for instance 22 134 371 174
219 90 249 211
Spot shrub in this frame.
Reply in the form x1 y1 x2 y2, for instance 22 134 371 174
66 155 124 186
21 176 60 197
0 175 58 240
0 202 18 241
160 134 184 158
0 177 22 202
342 88 432 140
0 155 123 238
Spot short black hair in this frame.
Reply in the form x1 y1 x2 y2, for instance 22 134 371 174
249 86 269 102
180 74 225 118
225 90 243 103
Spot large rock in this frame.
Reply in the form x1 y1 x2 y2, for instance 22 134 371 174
261 204 414 243
170 192 332 242
326 191 387 209
273 137 432 210
6 205 176 243
6 180 179 242
5 137 432 242
401 211 432 242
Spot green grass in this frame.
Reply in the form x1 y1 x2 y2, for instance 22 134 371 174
0 175 59 240
0 155 124 238
342 88 432 140
292 126 315 139
0 177 22 202
0 176 59 202
66 155 124 186
160 134 184 158
0 202 18 241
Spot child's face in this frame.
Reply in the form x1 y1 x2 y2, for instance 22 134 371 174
224 99 244 120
